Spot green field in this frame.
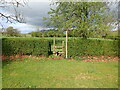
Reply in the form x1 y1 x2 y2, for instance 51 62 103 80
1 36 115 40
2 56 118 88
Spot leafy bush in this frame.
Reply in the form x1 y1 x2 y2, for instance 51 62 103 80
2 38 51 56
68 38 119 58
105 35 120 40
31 32 43 37
48 39 64 45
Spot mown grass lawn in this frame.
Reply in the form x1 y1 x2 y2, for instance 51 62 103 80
2 56 118 88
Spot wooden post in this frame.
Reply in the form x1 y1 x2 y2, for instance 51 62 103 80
53 36 55 54
53 36 55 47
62 41 64 54
66 30 68 59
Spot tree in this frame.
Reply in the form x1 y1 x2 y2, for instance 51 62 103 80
31 32 43 37
31 32 37 37
43 32 48 37
31 26 44 37
37 32 43 37
56 30 64 37
0 0 28 24
47 31 56 37
69 30 80 37
4 26 20 37
44 2 115 38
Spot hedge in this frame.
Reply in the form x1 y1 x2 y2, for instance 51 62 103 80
68 38 119 58
2 38 51 56
46 38 65 45
105 35 120 40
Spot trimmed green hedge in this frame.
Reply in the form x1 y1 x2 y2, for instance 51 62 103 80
46 39 65 45
68 39 119 58
105 35 120 40
2 38 51 56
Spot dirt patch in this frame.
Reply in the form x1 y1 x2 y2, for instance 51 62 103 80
2 55 119 63
68 59 76 61
75 74 100 80
82 56 119 63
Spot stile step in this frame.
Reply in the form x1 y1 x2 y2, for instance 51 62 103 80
53 52 64 54
53 49 63 51
54 46 63 48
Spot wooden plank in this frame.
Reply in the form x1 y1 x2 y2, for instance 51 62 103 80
53 49 63 51
59 52 64 54
53 52 64 54
54 46 63 48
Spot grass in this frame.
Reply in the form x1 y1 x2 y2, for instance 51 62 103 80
2 56 118 88
1 36 115 40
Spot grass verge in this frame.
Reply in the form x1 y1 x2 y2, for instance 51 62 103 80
2 55 118 88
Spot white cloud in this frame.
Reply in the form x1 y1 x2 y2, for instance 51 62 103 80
10 23 37 33
7 23 50 33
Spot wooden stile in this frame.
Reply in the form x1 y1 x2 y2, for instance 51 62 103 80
53 37 65 56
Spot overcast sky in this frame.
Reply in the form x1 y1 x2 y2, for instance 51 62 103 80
0 0 54 33
0 0 118 33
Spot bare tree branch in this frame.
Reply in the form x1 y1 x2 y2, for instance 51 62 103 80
0 0 28 24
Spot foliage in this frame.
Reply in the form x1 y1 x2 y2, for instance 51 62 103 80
44 2 114 38
0 0 28 23
31 30 65 37
68 38 119 58
2 38 51 56
105 30 120 40
31 32 37 37
47 38 65 46
47 30 56 37
47 30 65 37
31 32 43 37
42 32 48 37
105 35 120 40
3 27 20 37
68 30 81 37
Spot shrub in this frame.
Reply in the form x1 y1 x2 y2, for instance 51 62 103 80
105 35 120 40
48 39 65 45
68 38 119 58
2 38 51 56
